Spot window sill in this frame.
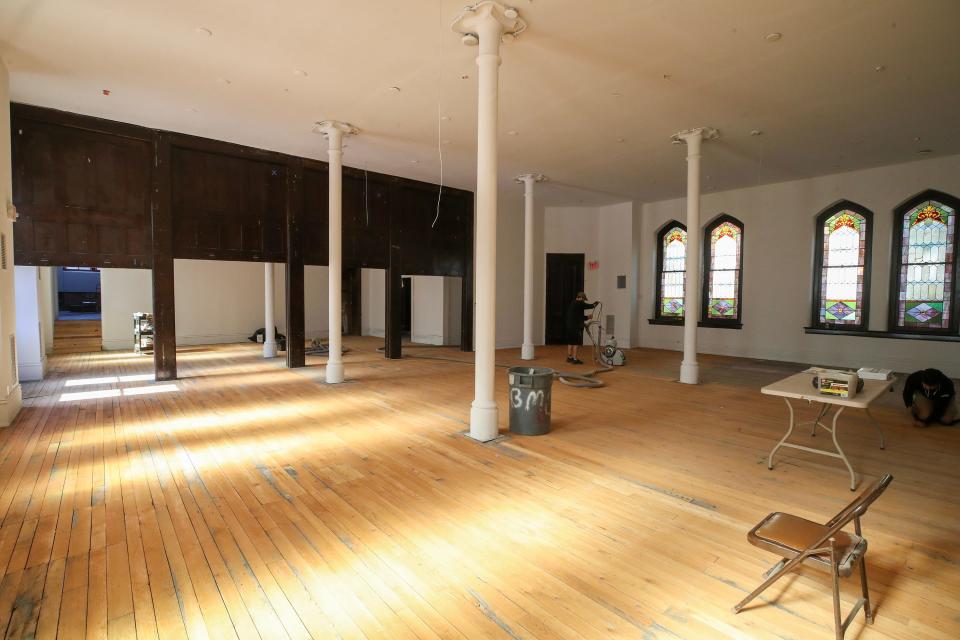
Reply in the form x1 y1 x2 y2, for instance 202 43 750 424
804 327 960 342
647 318 744 330
698 321 743 330
648 317 683 326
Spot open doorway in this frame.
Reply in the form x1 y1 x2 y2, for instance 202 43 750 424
545 253 584 344
57 267 101 319
53 267 102 354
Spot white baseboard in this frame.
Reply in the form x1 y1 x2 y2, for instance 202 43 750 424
17 358 46 382
411 333 445 346
363 328 386 338
0 384 23 427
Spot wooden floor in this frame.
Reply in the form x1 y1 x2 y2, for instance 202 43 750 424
1 338 958 639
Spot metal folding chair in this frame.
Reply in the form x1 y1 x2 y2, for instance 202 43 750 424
733 474 893 639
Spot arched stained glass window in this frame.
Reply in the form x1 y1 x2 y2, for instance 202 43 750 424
891 190 959 333
654 221 687 322
812 201 872 329
702 215 743 326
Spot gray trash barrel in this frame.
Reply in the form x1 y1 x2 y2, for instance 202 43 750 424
507 367 555 435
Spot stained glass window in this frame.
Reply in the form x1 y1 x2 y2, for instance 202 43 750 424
656 222 687 320
813 202 871 328
894 194 957 331
703 216 743 323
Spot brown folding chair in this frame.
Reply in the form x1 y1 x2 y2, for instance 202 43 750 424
733 474 893 640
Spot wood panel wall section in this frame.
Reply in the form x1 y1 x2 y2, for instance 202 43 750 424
10 103 476 375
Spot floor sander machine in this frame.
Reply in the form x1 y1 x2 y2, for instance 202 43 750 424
555 302 626 388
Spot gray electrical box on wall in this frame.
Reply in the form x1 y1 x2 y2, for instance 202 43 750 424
617 275 626 289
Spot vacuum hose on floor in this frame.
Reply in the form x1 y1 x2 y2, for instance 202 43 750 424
554 304 612 389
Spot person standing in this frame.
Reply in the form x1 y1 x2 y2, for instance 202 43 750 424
565 292 598 365
902 368 959 426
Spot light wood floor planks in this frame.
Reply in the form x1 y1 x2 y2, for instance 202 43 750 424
0 337 958 639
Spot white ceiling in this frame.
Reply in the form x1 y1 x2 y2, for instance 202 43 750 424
2 0 959 206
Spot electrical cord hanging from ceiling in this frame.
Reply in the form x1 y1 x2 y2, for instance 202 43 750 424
432 0 444 228
364 161 370 226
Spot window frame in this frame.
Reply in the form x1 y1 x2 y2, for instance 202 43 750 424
888 189 960 335
810 200 873 331
652 220 687 325
700 214 744 329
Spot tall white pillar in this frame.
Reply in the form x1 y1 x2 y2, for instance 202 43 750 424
315 120 358 384
263 262 277 358
516 173 545 360
453 2 526 442
671 127 718 385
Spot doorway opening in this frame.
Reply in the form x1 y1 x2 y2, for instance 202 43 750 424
57 267 101 319
545 253 585 345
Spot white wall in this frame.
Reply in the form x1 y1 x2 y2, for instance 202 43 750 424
361 269 386 337
39 267 55 354
0 57 22 426
638 154 960 376
360 270 462 345
100 268 153 350
14 266 45 380
270 264 330 341
540 202 635 348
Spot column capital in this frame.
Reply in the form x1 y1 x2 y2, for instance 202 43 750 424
313 121 359 150
670 127 719 145
514 173 547 185
452 2 526 50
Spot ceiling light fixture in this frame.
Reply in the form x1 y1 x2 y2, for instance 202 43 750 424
293 69 308 77
195 27 213 36
460 74 470 80
764 32 782 42
750 129 763 136
874 64 886 72
389 86 401 93
662 74 672 80
440 115 451 121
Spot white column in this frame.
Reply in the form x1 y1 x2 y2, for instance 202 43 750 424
516 173 545 360
672 127 718 385
453 2 526 442
315 120 358 384
263 262 277 358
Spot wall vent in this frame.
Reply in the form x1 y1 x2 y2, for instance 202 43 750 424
0 233 6 270
606 315 615 336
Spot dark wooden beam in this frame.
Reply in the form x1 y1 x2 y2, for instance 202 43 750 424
150 132 177 381
285 159 305 368
344 266 362 336
385 244 402 359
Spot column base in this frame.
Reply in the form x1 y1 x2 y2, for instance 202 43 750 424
325 361 345 384
679 360 699 385
263 342 278 358
520 343 535 360
469 402 500 442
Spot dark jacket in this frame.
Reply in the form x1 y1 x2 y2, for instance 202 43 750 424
903 369 956 423
566 299 598 329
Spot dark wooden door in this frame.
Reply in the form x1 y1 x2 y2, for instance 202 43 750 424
545 253 584 344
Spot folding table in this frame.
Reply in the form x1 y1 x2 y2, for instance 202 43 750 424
762 372 892 490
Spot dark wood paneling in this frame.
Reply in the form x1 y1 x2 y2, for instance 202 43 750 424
151 133 177 380
171 146 286 262
11 114 152 268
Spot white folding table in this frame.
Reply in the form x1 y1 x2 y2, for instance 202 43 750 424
761 372 892 490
